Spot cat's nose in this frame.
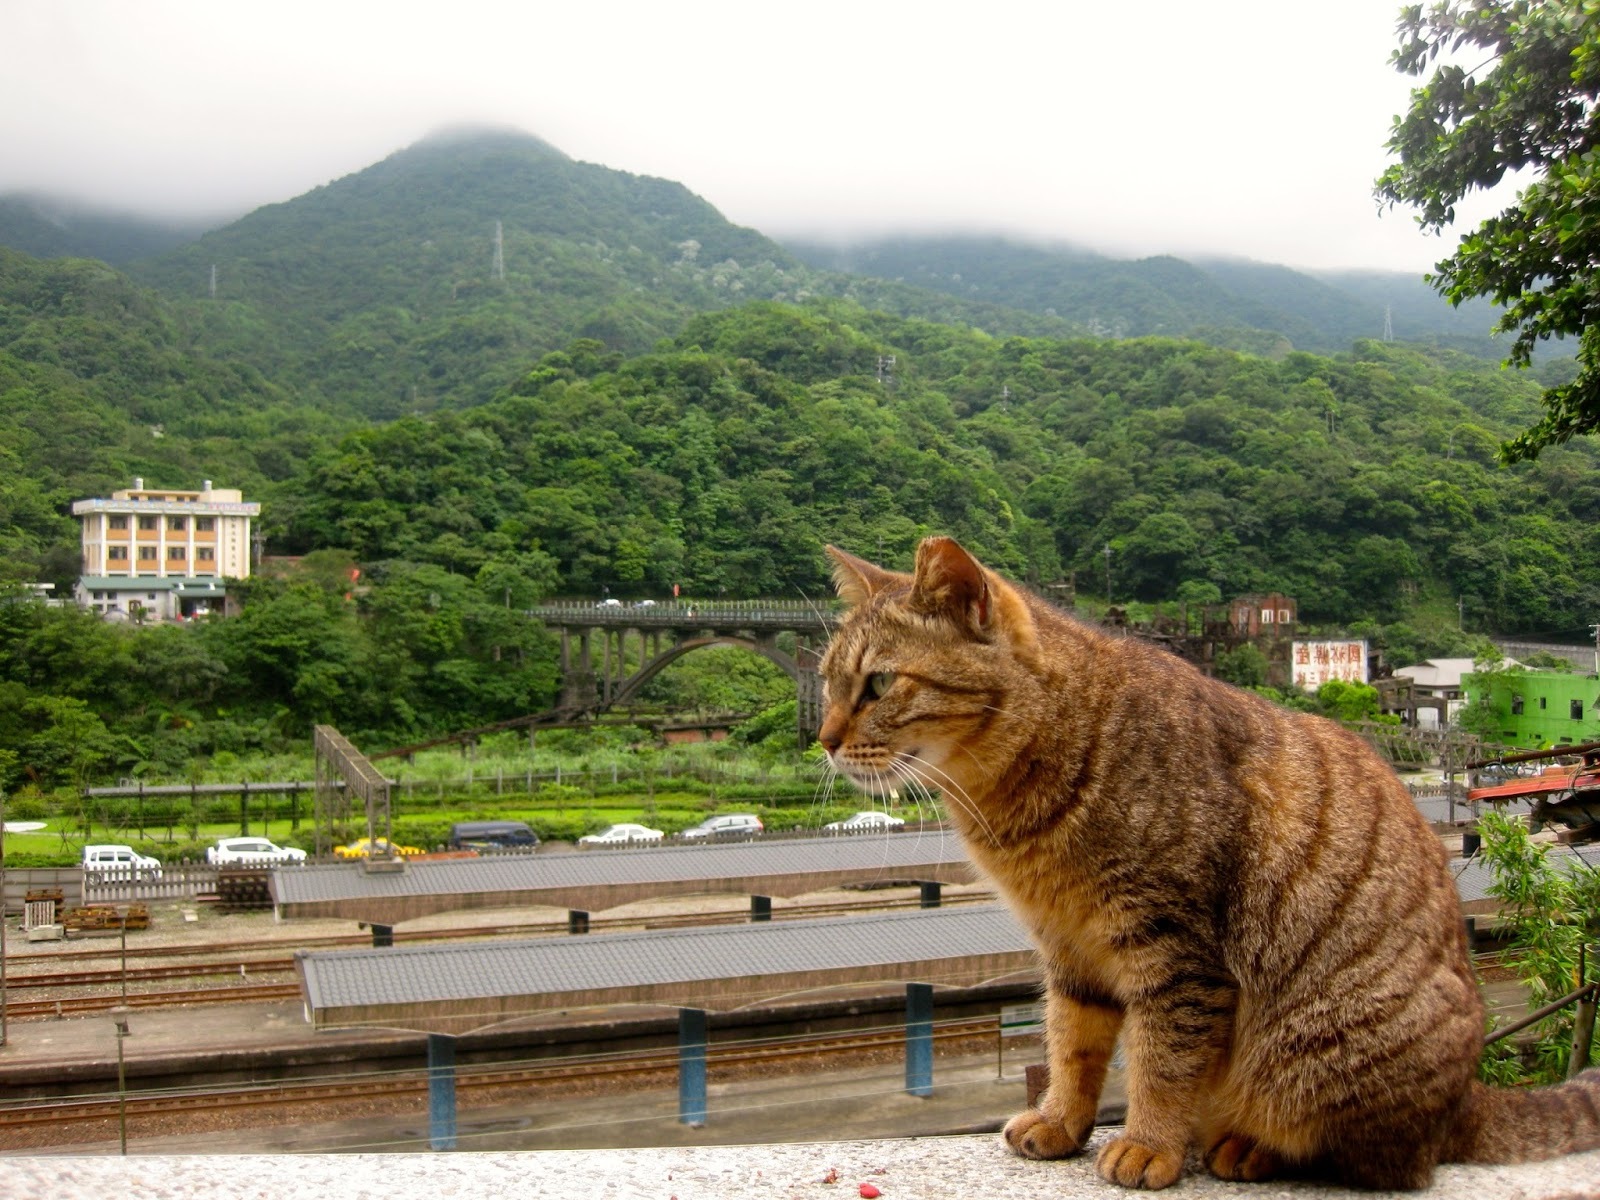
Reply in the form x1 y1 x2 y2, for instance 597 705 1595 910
818 732 841 754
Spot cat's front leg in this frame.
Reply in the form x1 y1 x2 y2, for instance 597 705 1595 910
1002 987 1123 1160
1095 968 1236 1190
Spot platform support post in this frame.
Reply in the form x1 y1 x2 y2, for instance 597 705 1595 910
371 923 394 948
678 1007 708 1126
427 1033 457 1150
919 881 942 908
750 895 772 922
906 983 934 1096
568 910 589 934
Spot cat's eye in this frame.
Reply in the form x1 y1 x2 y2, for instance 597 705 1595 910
865 672 896 701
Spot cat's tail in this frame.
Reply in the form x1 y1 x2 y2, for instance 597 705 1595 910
1442 1069 1600 1164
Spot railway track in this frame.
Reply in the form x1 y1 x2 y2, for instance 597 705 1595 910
3 983 303 1020
0 1017 1002 1135
4 892 998 1021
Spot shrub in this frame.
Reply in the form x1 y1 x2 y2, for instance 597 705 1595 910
2 791 50 822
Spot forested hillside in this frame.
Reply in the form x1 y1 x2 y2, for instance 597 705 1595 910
277 300 1600 634
107 128 1083 420
790 235 1511 359
0 194 210 266
4 126 1598 790
0 247 351 584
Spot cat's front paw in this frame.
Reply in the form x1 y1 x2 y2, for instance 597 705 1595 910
1096 1135 1184 1190
1203 1132 1279 1182
1001 1108 1089 1159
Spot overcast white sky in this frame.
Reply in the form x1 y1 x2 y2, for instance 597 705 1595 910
0 0 1512 273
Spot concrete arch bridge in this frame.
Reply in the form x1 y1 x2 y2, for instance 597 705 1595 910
535 600 834 746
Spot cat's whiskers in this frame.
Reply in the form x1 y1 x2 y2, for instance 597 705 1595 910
893 752 998 848
980 702 1027 723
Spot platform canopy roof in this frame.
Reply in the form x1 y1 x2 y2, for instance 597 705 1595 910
271 834 979 926
296 903 1038 1035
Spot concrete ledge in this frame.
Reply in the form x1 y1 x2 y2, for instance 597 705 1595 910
5 1133 1599 1199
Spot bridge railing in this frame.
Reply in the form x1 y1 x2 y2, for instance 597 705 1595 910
528 600 838 633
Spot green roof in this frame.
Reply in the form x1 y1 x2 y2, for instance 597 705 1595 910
78 576 228 594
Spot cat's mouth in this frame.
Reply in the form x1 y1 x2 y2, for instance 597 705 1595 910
833 747 922 795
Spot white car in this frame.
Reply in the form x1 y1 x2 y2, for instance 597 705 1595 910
81 844 163 880
678 813 764 839
206 837 308 867
578 822 664 846
824 811 907 833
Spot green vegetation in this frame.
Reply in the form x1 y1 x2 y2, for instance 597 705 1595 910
0 728 889 866
1475 810 1600 1084
789 235 1508 359
5 127 1600 798
1378 0 1600 461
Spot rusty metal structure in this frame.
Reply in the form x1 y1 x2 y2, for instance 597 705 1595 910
312 724 396 868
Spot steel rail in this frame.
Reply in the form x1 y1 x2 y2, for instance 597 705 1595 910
0 1018 1001 1132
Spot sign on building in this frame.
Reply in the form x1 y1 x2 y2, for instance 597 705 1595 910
1292 640 1368 690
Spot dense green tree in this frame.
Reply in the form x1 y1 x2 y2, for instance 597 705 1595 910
1377 0 1600 460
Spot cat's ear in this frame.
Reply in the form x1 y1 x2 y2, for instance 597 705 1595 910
825 545 901 608
911 537 1040 666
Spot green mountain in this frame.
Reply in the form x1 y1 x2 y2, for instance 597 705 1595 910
117 128 1089 420
0 245 349 586
0 194 214 265
787 235 1509 359
277 298 1600 636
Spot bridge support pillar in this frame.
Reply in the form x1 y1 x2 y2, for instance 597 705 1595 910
919 882 942 909
568 910 590 934
750 895 772 922
905 983 934 1097
678 1007 708 1126
427 1033 457 1150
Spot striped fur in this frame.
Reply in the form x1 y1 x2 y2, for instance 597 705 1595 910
818 537 1600 1191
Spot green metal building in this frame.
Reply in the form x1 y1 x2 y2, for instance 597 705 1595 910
1461 670 1600 749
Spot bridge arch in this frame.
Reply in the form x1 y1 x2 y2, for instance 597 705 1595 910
610 635 801 709
536 602 829 744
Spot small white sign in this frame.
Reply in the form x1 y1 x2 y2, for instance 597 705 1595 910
1000 1002 1044 1036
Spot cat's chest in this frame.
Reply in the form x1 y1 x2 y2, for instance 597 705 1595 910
971 841 1132 994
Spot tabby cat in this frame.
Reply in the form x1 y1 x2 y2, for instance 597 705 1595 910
818 536 1600 1190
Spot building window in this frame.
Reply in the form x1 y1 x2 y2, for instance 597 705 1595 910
167 516 186 532
1512 695 1524 716
168 547 186 561
138 546 157 561
1572 700 1584 720
138 515 158 531
197 547 214 562
109 515 128 530
1540 697 1548 710
196 516 215 532
108 546 128 561
1261 609 1275 624
1277 609 1291 623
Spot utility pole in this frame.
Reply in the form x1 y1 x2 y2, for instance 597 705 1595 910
1383 304 1394 342
492 220 505 282
1591 624 1599 676
1103 543 1113 603
209 264 217 300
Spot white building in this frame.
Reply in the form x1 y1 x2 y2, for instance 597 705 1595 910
70 478 260 621
1392 657 1519 727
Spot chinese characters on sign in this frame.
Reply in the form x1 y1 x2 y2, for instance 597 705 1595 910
1292 640 1368 691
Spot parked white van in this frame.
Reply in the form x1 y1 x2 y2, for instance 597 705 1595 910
81 844 163 881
